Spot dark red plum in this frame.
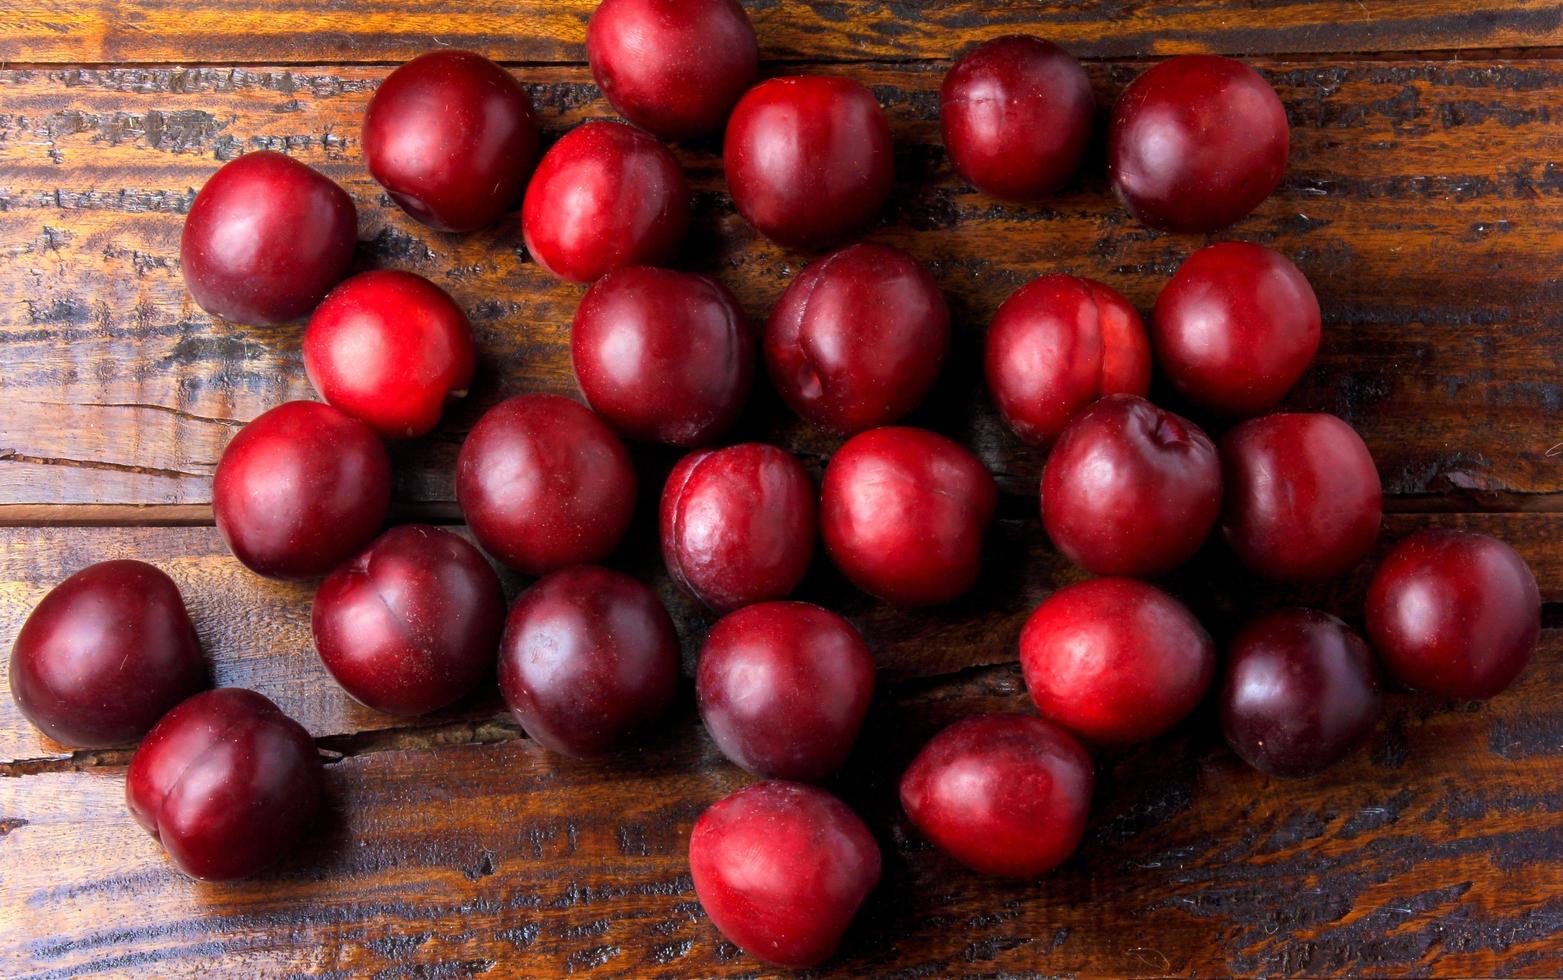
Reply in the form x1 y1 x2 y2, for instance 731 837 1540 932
985 274 1151 448
586 0 758 139
126 689 323 881
456 394 637 576
1153 242 1320 417
821 427 997 606
1220 413 1382 582
312 525 506 716
765 243 949 434
697 602 874 780
180 151 357 324
498 566 679 758
1366 530 1541 699
661 444 816 612
522 121 689 283
689 781 880 969
363 50 539 232
572 267 753 447
213 401 391 581
304 270 476 439
10 560 206 748
940 35 1093 201
724 76 894 249
1109 55 1289 232
1221 608 1381 777
1041 394 1221 577
1021 578 1216 745
900 713 1093 877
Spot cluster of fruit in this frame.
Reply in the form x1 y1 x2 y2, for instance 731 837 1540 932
7 0 1543 970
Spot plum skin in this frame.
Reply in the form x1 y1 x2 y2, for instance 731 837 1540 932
456 394 637 576
179 150 357 325
1219 412 1382 583
1220 607 1381 777
1109 54 1289 233
125 688 323 881
661 444 817 613
1041 394 1221 578
572 266 754 447
1366 530 1541 699
304 269 477 439
586 0 758 140
689 780 881 969
212 401 391 581
820 427 998 606
9 560 206 748
940 35 1094 201
724 75 894 250
1020 577 1216 745
311 525 506 717
764 243 950 435
362 49 540 232
900 713 1094 877
696 601 874 781
985 274 1152 448
497 566 680 758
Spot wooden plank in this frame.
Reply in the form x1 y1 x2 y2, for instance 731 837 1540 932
2 1 1560 66
1 61 1560 507
3 627 1561 977
4 512 1560 766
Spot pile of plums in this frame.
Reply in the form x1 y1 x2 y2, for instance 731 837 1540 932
7 2 1545 970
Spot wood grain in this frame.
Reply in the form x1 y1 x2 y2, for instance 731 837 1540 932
3 629 1560 977
3 1 1560 65
4 512 1560 767
1 61 1560 507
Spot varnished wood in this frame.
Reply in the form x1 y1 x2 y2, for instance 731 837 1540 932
3 630 1561 977
2 1 1559 65
1 61 1561 506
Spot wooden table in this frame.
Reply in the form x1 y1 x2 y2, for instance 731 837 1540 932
2 2 1561 976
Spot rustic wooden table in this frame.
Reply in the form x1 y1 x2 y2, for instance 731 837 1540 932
2 2 1562 976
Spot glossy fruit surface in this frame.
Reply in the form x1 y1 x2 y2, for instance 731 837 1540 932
900 713 1093 877
689 781 880 968
1108 54 1289 232
312 525 505 716
522 120 689 283
498 566 679 758
724 76 894 249
456 394 636 575
940 35 1093 201
126 689 323 881
180 151 357 324
586 0 758 139
9 560 206 748
821 427 997 605
1041 394 1220 577
1220 413 1382 582
363 50 539 231
572 267 753 446
213 401 391 580
304 270 476 439
765 243 949 434
1020 577 1215 744
661 444 816 612
1366 530 1541 699
985 274 1151 447
1221 608 1380 777
697 602 873 780
1152 242 1320 417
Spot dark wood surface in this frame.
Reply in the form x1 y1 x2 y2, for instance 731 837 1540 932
1 2 1561 977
